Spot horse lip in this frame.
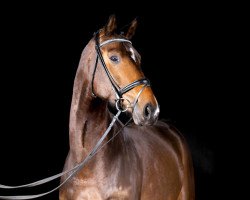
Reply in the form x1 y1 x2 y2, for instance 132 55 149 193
132 111 159 126
132 112 142 125
143 116 159 126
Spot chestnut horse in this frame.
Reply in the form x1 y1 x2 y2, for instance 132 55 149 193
59 16 195 200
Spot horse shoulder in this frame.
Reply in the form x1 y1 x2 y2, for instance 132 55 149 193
153 121 195 200
125 121 195 199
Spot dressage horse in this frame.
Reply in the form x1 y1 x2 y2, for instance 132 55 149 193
59 15 195 200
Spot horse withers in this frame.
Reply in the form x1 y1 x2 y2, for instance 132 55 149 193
59 15 195 200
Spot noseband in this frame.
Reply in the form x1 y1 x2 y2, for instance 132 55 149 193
91 31 150 100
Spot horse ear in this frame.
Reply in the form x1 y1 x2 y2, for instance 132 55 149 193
125 18 138 39
104 15 117 36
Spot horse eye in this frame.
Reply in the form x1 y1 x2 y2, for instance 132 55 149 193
109 56 119 63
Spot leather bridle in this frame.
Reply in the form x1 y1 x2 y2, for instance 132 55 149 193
91 31 150 100
0 31 151 199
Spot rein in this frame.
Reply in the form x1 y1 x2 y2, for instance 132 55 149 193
0 31 150 199
0 110 123 199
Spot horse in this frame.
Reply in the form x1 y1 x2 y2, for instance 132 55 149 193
59 15 195 200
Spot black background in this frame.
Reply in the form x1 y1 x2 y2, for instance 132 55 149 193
0 2 224 199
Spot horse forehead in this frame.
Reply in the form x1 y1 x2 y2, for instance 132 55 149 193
100 39 138 63
110 43 137 59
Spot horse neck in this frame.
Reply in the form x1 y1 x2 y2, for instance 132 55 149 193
69 39 110 162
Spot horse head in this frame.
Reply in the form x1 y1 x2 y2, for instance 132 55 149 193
92 15 159 125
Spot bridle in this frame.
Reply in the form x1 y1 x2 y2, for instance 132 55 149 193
0 31 151 199
91 31 150 104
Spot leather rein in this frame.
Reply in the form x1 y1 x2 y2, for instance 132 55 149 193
0 31 150 199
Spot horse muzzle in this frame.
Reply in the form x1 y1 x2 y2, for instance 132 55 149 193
133 102 160 126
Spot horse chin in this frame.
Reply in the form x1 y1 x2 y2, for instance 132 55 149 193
132 109 152 126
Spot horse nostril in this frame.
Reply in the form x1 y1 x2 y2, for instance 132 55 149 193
144 104 152 119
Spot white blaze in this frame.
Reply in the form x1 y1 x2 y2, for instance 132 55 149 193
129 47 136 62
